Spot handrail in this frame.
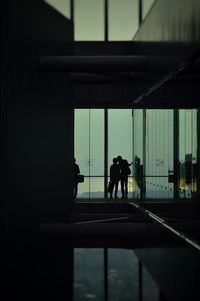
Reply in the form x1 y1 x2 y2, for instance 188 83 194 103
129 202 200 251
75 216 130 224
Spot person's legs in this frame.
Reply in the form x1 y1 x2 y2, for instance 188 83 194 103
114 181 119 198
110 181 114 198
74 182 78 198
124 176 128 198
121 177 125 198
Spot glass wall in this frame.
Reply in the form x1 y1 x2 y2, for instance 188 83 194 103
145 109 174 199
74 0 139 41
178 109 197 199
108 0 139 40
108 109 134 198
75 109 198 201
133 109 144 198
44 0 157 40
132 109 174 199
75 109 104 198
74 0 105 41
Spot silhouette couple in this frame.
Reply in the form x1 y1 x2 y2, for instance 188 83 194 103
74 156 133 199
109 155 133 199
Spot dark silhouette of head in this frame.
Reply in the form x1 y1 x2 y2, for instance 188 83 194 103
113 158 117 164
117 155 122 162
74 158 76 163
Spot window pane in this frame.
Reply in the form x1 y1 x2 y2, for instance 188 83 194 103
75 109 90 176
44 0 70 18
75 109 104 177
179 109 197 198
90 110 104 176
75 0 104 40
76 177 104 199
133 109 143 165
109 0 138 40
75 109 104 199
145 109 174 199
108 109 134 199
108 109 133 174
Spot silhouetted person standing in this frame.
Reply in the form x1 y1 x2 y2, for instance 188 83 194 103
109 158 120 198
74 158 80 198
117 155 133 199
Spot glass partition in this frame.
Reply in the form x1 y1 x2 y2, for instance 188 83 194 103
178 109 197 198
75 109 104 198
145 109 174 199
108 0 139 40
75 109 198 201
133 109 144 198
74 0 104 40
108 109 134 198
108 109 133 173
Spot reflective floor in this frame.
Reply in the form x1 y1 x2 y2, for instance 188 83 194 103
74 248 160 301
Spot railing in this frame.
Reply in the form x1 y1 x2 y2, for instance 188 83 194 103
76 175 195 200
77 175 174 200
130 202 200 251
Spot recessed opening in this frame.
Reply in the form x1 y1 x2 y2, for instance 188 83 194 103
74 108 198 202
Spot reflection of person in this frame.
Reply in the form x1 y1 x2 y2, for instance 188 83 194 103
109 158 120 198
74 158 80 198
117 155 133 199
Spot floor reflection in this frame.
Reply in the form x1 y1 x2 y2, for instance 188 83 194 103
73 248 160 301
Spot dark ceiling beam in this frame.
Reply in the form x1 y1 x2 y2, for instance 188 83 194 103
72 83 200 109
40 55 195 73
73 41 200 57
69 72 200 85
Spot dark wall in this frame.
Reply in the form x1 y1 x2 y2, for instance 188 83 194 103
4 0 74 238
1 1 74 298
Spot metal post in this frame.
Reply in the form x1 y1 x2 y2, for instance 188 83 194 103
173 109 179 199
142 109 146 199
138 0 143 26
70 0 74 22
132 109 134 199
104 109 108 199
105 0 108 41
